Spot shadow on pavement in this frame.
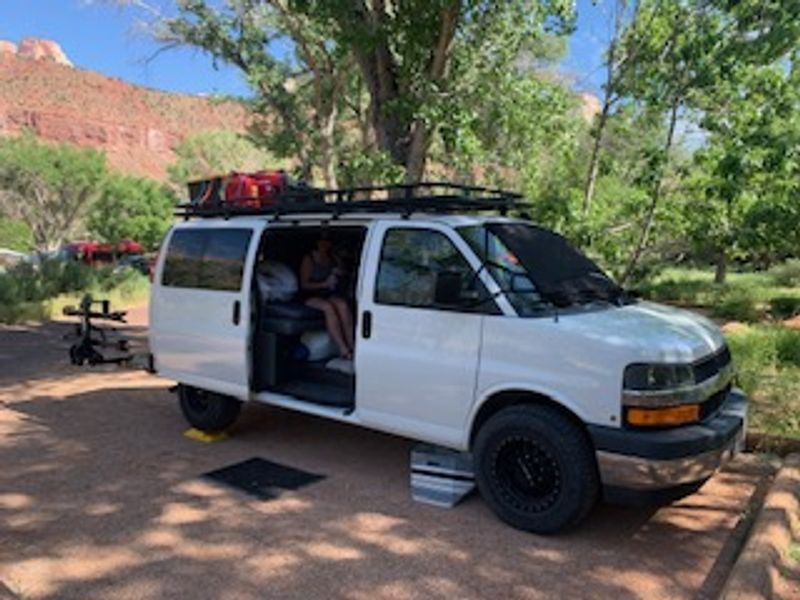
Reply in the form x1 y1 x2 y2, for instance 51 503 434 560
0 374 771 600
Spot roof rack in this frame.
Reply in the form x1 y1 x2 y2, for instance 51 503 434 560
174 181 523 220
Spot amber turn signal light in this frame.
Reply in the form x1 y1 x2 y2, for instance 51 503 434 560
626 404 700 427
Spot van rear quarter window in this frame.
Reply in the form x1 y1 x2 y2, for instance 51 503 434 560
162 229 252 291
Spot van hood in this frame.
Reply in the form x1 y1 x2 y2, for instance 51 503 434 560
555 301 725 363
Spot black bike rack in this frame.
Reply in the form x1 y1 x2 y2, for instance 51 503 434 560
63 295 132 366
175 181 526 221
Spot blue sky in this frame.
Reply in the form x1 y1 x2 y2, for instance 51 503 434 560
0 0 609 97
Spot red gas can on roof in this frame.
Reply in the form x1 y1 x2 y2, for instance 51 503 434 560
224 170 288 208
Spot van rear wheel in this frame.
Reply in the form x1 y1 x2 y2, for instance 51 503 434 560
473 405 598 534
178 385 241 433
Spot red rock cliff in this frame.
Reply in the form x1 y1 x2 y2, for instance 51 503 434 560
0 47 249 181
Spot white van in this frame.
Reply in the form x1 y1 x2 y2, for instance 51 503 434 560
149 184 747 533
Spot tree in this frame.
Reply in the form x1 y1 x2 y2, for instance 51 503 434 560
0 217 34 253
689 57 800 281
159 0 356 186
167 130 280 189
296 0 575 181
88 174 177 251
123 0 575 184
581 0 635 217
0 133 107 252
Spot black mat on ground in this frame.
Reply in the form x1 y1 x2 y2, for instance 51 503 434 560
203 457 325 500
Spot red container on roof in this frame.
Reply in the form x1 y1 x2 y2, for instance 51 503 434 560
223 170 288 208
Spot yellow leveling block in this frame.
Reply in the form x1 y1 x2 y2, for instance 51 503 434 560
183 428 228 443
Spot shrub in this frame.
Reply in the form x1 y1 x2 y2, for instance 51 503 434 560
769 296 800 320
88 174 177 251
0 258 149 324
727 326 779 393
0 217 33 252
775 328 800 368
0 272 20 305
769 259 800 287
712 289 763 322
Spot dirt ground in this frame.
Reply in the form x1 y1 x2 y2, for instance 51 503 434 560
0 306 775 600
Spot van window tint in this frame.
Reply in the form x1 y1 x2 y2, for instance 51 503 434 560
375 228 497 313
162 229 252 291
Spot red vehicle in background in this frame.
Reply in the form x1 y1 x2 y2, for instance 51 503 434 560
65 239 144 265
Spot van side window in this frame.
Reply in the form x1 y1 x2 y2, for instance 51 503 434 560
375 228 499 314
162 229 252 291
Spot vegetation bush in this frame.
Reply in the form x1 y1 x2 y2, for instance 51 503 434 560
711 289 764 323
88 174 177 251
0 259 149 324
638 266 800 323
769 296 800 321
0 217 33 252
726 325 800 438
769 259 800 287
775 327 800 368
727 326 779 392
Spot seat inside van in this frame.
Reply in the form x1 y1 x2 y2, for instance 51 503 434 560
252 226 366 409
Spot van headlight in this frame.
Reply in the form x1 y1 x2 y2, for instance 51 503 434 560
622 363 700 427
623 363 695 391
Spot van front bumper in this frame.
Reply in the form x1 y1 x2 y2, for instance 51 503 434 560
587 388 747 505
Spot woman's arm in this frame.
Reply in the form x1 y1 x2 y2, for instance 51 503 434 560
300 255 332 291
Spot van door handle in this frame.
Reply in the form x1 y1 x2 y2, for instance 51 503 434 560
232 300 241 325
362 310 372 339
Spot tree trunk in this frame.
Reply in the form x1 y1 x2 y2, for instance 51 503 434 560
403 2 458 183
346 0 458 182
583 0 629 216
619 100 680 285
405 122 429 183
582 100 610 216
318 82 340 188
714 251 728 284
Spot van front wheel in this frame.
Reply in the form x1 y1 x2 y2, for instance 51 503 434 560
473 405 598 534
178 385 241 433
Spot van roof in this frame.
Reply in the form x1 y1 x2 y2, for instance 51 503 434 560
175 181 524 223
172 212 523 230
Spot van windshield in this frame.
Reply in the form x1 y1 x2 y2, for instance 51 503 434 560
459 223 625 314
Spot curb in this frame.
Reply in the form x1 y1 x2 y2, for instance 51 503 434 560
721 453 800 600
747 433 800 457
0 580 17 600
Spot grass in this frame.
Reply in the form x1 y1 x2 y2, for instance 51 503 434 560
638 262 800 439
790 542 800 565
638 265 800 323
726 325 800 439
0 284 149 324
0 261 149 324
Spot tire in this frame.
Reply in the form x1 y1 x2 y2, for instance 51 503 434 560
178 385 242 433
69 344 84 366
473 404 599 534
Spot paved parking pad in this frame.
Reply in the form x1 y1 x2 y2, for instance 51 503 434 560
0 319 772 600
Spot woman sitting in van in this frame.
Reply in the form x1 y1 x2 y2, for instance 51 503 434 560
299 234 355 360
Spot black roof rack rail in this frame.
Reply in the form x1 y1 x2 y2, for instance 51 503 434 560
174 181 524 220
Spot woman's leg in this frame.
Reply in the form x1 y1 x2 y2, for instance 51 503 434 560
306 297 350 358
330 297 354 351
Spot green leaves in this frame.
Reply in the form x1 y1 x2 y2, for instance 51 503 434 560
167 130 280 188
0 133 107 251
160 0 576 182
88 175 177 251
